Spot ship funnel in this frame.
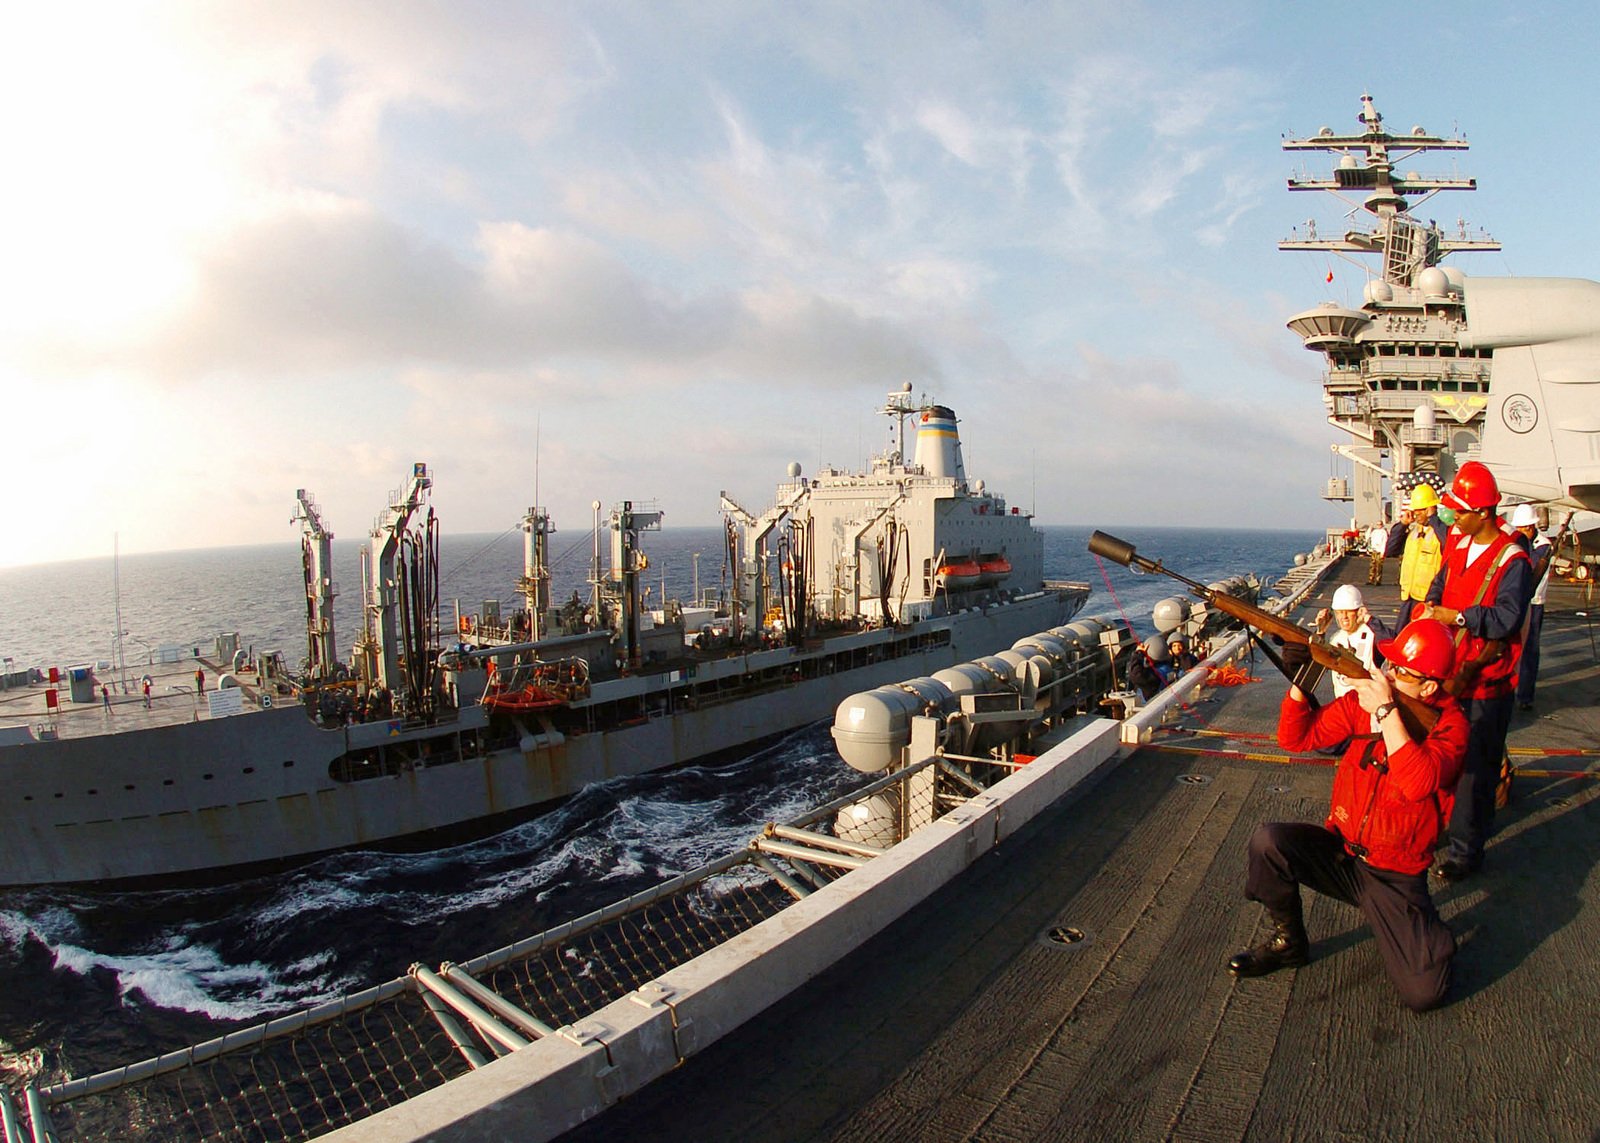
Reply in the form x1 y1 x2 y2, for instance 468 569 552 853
913 405 966 481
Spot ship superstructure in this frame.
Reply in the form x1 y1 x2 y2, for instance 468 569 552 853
1283 95 1600 524
722 386 1041 637
1281 94 1500 526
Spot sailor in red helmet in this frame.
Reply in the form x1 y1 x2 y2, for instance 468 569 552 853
1229 618 1468 1011
1417 460 1532 883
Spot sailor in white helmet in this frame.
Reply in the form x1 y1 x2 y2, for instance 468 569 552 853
1314 584 1396 700
1507 503 1556 710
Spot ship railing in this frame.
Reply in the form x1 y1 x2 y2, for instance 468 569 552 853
13 744 1018 1143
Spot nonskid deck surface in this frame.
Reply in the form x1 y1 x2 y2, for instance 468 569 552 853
571 558 1600 1142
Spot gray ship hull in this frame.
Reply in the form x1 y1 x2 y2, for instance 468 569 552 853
1 588 1083 887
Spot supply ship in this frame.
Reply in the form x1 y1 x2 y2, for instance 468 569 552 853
0 388 1087 887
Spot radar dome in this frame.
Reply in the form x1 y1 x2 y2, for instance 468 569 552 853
1416 267 1450 298
1338 154 1358 169
1151 596 1191 635
1364 280 1394 305
786 461 803 479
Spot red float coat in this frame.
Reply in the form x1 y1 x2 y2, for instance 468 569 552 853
1279 691 1468 875
1437 528 1530 700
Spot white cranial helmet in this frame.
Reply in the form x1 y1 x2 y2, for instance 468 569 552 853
1507 502 1538 528
1331 584 1364 611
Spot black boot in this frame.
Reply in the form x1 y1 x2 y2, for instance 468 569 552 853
1228 909 1309 978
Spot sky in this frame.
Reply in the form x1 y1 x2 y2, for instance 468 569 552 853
2 1 1597 568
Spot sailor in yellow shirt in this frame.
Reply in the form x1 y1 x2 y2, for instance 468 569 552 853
1398 483 1448 623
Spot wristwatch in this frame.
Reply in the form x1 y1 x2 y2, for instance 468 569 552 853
1373 701 1398 723
1454 611 1467 628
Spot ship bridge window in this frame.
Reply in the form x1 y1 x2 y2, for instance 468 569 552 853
1377 345 1396 356
1401 380 1418 391
1380 379 1398 391
1444 381 1459 391
1440 346 1457 357
1419 346 1436 357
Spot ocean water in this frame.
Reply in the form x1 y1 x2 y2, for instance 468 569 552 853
0 524 1316 1094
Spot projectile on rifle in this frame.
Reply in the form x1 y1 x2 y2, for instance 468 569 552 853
1088 531 1214 596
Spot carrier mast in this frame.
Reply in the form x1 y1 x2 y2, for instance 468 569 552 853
1281 94 1500 527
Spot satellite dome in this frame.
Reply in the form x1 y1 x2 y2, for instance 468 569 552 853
1338 154 1358 169
1416 267 1450 298
787 461 803 479
1364 280 1394 305
1318 126 1334 137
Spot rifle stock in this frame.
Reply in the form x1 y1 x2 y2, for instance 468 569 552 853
1445 636 1508 698
1088 531 1440 739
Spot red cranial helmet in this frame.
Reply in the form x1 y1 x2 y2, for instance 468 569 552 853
1378 618 1456 681
1441 461 1500 513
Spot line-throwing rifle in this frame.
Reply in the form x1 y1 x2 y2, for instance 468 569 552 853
1088 530 1439 740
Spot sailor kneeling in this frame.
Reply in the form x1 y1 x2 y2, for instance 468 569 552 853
1229 618 1467 1012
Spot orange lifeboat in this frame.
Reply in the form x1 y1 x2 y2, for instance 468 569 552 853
976 554 1012 586
936 557 982 591
481 657 590 713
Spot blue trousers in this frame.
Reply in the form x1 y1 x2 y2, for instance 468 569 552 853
1515 604 1545 706
1445 693 1514 867
1245 822 1454 1011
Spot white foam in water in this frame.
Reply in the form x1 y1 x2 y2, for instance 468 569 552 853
5 906 361 1021
52 935 360 1021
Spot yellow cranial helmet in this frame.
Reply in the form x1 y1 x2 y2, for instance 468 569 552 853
1408 483 1440 511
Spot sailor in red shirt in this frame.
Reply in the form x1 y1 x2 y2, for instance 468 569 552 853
1229 618 1468 1012
1418 461 1532 883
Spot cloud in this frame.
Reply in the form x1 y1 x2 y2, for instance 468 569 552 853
7 191 950 399
957 342 1333 531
